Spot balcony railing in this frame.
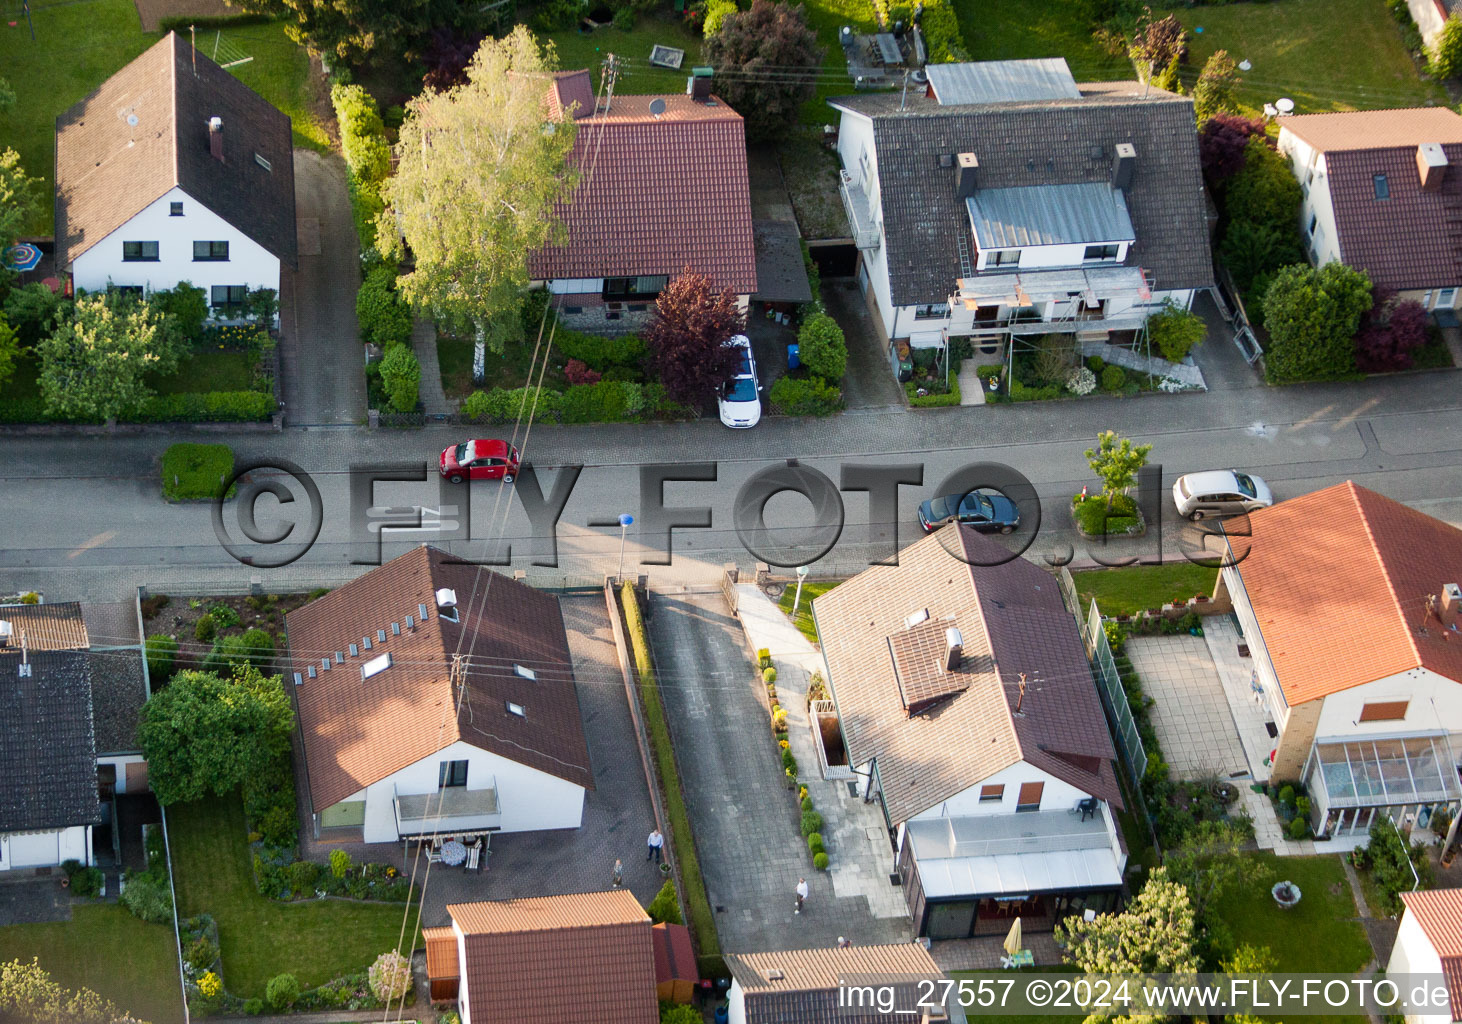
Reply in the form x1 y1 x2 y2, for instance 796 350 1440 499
395 781 501 836
839 171 880 251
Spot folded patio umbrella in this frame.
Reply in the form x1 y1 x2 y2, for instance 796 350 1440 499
1003 917 1022 957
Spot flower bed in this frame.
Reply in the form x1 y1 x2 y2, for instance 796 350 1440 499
251 848 412 903
760 652 831 872
1071 492 1145 538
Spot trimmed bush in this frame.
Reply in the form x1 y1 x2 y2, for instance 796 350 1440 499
287 859 321 896
647 879 683 925
800 810 823 836
330 849 352 878
238 627 275 669
801 796 814 813
808 833 825 854
243 998 265 1015
1073 494 1141 536
70 866 104 897
905 379 961 407
368 951 412 1001
266 973 301 1010
763 666 777 684
1101 365 1127 391
207 603 240 628
380 344 421 413
194 614 217 643
769 375 842 416
120 871 173 922
554 328 648 371
797 312 847 381
1148 300 1206 363
560 380 631 423
145 634 178 682
356 266 413 349
1287 816 1310 840
813 851 830 870
331 84 390 182
202 635 253 674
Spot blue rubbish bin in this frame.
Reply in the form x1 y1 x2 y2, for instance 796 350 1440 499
715 1004 729 1024
787 343 800 370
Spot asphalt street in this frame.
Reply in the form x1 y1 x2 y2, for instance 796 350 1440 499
2 362 1461 602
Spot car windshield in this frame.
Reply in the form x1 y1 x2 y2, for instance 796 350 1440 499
725 377 757 403
453 443 469 464
1176 477 1192 499
1232 472 1257 498
962 494 995 519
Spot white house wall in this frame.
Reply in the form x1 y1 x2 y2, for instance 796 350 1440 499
454 923 474 1024
1386 908 1452 1024
726 981 749 1024
360 738 585 844
70 186 281 299
1221 564 1293 733
97 754 147 794
2 826 90 870
1278 131 1344 269
1406 0 1451 49
973 241 1130 273
908 761 1092 821
1314 668 1462 740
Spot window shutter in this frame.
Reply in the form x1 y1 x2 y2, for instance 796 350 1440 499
1358 701 1408 723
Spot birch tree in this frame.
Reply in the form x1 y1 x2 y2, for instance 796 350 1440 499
377 27 578 350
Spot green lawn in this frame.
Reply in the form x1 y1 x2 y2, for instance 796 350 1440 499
0 1 326 235
0 904 183 1024
1073 561 1219 618
1213 852 1371 974
1175 0 1446 113
439 335 566 398
161 442 235 501
956 0 1131 81
777 580 841 643
544 14 703 93
150 350 257 394
168 795 421 999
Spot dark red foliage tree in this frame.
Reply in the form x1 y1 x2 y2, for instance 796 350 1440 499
1199 114 1269 186
1356 294 1429 372
421 27 486 92
1131 12 1188 70
705 0 824 143
644 270 745 405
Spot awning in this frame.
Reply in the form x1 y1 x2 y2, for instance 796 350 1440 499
909 330 945 349
916 846 1124 899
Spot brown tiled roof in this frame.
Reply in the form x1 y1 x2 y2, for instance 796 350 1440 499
726 945 943 1024
0 601 89 651
529 86 757 293
448 890 656 1024
1278 109 1462 291
285 546 593 809
1282 108 1462 152
1400 889 1462 1021
651 922 697 985
888 617 972 712
1226 482 1462 706
422 926 459 981
548 70 597 120
55 32 297 271
812 528 1121 825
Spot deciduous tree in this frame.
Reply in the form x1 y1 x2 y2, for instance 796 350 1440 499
0 148 41 253
1356 293 1428 372
378 27 578 349
1262 261 1372 383
797 312 847 381
1430 14 1462 79
0 958 145 1024
1056 867 1200 975
1163 819 1253 926
1085 430 1153 499
1129 12 1187 84
1223 944 1278 1024
37 294 181 423
0 316 18 392
1198 114 1268 186
137 665 294 806
643 271 745 405
1192 50 1241 122
229 0 452 64
705 0 824 143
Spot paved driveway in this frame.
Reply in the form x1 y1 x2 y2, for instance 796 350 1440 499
822 281 905 409
280 150 367 427
0 879 70 926
647 587 909 951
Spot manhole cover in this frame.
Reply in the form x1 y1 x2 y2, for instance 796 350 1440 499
762 582 786 598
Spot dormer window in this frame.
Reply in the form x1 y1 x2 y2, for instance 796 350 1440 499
361 652 391 679
990 249 1021 267
1083 243 1120 262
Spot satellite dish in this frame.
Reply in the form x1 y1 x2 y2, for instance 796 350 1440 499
648 97 667 117
127 114 139 126
1238 59 1252 71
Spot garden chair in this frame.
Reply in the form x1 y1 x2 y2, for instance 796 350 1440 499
465 843 480 871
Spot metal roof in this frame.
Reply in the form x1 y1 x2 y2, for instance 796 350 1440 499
926 59 1080 106
968 183 1135 249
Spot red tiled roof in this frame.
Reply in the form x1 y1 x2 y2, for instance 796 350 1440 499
0 601 89 651
448 891 657 1024
1282 108 1462 152
812 528 1122 825
422 926 458 981
1400 889 1462 1021
285 546 593 809
726 945 945 1024
548 70 596 120
1227 482 1462 705
529 86 757 293
651 922 697 985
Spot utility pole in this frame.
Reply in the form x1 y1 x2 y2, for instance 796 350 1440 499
601 53 621 115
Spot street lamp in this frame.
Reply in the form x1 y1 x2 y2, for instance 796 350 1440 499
616 513 634 581
792 565 810 614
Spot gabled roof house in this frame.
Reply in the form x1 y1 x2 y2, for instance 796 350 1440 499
1215 481 1462 844
1387 888 1462 1023
285 546 593 844
828 57 1212 364
528 70 757 334
725 943 963 1024
55 31 296 316
811 527 1126 939
1277 108 1462 316
423 889 658 1024
0 599 151 872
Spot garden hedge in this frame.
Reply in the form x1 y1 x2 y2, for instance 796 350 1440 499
356 266 413 349
769 375 843 416
905 378 961 407
457 381 692 424
555 327 648 371
0 390 274 424
331 84 390 252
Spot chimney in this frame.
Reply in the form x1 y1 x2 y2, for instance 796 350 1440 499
1441 582 1462 628
1417 143 1448 190
435 587 458 613
1112 143 1136 190
944 627 964 671
956 152 978 199
687 67 713 102
208 117 224 162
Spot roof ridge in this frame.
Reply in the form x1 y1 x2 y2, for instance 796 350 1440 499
956 528 1025 767
1350 482 1427 672
169 32 182 188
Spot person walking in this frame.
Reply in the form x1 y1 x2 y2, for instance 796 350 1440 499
613 858 624 887
647 828 664 864
795 877 809 914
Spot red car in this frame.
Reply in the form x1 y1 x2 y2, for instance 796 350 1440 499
439 439 520 484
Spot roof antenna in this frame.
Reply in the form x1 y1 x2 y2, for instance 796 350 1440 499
1419 594 1437 636
1014 672 1027 716
600 52 620 115
191 24 197 77
900 67 910 111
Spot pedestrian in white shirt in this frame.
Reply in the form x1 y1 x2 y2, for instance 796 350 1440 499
647 828 664 864
795 877 809 914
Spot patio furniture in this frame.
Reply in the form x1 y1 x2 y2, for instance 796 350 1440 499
999 950 1034 969
875 33 902 64
1078 797 1098 821
649 44 685 69
464 842 481 871
426 845 443 864
441 839 467 867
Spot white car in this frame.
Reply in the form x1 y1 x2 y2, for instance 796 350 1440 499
1172 470 1275 520
717 334 762 428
